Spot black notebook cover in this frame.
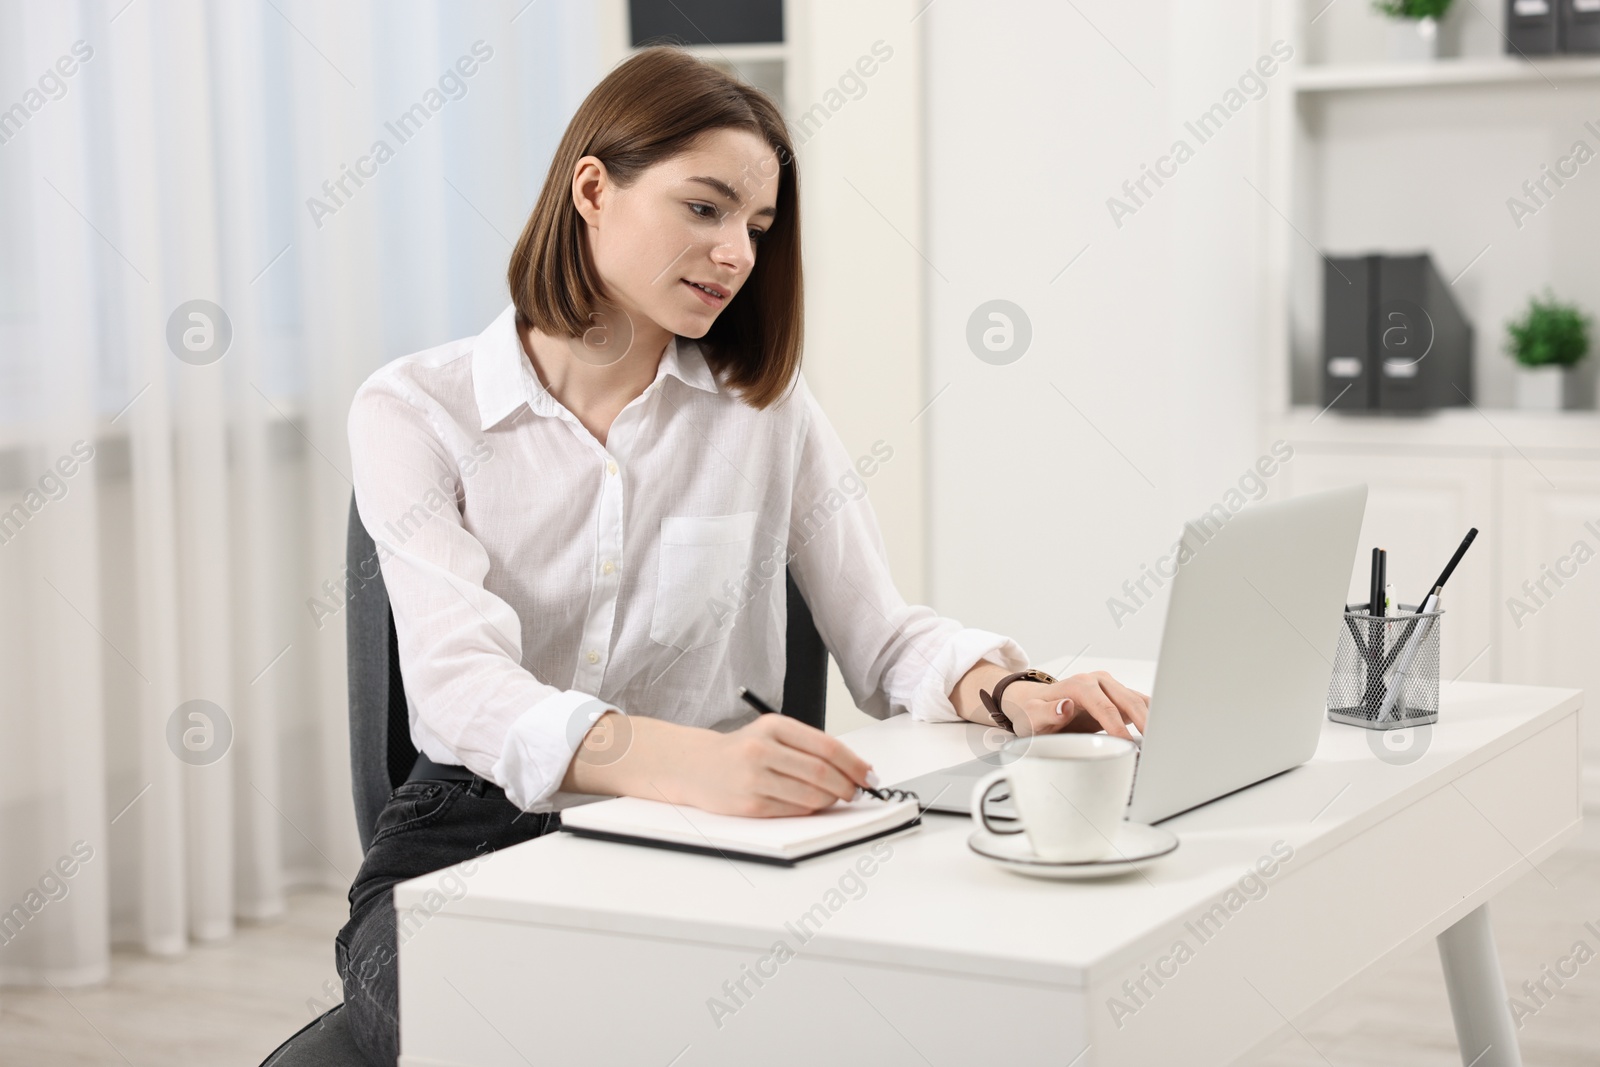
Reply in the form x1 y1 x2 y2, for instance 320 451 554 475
560 813 922 867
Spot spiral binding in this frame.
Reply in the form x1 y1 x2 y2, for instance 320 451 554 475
860 784 920 804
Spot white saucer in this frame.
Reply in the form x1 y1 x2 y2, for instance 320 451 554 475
967 822 1179 880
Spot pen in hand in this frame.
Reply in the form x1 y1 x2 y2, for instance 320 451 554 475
737 687 890 801
737 686 781 716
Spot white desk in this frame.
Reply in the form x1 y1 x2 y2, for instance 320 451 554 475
395 656 1583 1067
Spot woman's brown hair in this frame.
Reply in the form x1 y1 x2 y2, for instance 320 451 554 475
507 46 802 410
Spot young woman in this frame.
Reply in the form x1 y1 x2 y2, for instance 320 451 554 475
337 45 1148 1065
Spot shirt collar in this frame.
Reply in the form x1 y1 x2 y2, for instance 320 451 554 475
472 304 720 431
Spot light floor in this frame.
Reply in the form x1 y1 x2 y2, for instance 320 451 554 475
0 889 348 1066
1247 820 1600 1067
1 827 1596 1066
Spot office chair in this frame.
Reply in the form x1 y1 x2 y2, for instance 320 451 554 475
258 491 829 1065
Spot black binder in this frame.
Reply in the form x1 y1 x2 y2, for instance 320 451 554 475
1561 0 1600 51
1322 253 1474 413
1507 0 1561 54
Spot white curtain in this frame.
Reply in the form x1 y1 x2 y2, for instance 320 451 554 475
0 0 598 986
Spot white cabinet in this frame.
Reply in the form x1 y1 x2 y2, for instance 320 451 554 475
1270 410 1600 804
1499 456 1600 803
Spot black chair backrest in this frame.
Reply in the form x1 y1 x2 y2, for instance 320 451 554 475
345 492 829 852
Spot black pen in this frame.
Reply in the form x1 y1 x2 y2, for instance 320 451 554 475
738 687 780 715
1370 547 1386 619
1415 527 1478 613
1358 547 1386 708
1385 525 1479 670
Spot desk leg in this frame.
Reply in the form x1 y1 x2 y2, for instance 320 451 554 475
1435 903 1522 1067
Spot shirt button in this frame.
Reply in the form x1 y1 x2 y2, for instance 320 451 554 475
586 650 600 664
606 460 618 476
601 560 615 575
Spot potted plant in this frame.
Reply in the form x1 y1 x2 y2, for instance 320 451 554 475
1372 0 1454 61
1506 290 1593 410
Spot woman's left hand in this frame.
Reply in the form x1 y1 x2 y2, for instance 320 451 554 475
1001 671 1149 740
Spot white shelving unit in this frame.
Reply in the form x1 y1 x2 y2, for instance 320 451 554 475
1262 0 1600 413
1295 54 1600 91
1259 1 1600 804
601 2 798 115
674 41 788 64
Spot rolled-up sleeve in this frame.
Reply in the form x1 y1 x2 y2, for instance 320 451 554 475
785 377 1028 723
347 375 616 811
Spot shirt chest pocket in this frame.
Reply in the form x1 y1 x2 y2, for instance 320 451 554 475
650 511 758 652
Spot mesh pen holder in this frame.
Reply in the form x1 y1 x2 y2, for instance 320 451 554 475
1326 603 1443 730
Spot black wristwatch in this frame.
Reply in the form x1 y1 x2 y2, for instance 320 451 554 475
978 668 1056 733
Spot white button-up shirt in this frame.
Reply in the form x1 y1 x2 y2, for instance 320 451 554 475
347 304 1028 813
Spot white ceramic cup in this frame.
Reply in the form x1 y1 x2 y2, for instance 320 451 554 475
969 734 1138 862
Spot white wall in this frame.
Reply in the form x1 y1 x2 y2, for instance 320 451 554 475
923 1 1279 669
788 2 929 732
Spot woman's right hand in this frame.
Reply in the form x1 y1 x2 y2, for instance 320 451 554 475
668 713 877 818
562 710 877 817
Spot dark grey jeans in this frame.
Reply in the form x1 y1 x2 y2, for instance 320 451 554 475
335 777 561 1067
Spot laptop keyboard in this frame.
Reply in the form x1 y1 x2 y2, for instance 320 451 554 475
947 759 1004 778
904 736 1143 814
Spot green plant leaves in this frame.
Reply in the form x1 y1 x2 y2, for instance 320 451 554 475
1372 0 1454 18
1506 289 1592 369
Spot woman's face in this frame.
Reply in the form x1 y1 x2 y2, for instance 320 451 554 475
573 127 780 349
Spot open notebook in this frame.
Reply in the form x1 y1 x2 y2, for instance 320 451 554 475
557 793 922 866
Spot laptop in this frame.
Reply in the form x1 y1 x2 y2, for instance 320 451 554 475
890 483 1368 825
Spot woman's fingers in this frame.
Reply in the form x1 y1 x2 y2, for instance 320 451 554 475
1084 696 1136 739
759 714 874 788
734 715 873 813
1041 673 1145 739
1062 677 1133 739
762 737 861 805
761 771 844 813
1097 674 1150 733
1019 696 1075 736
